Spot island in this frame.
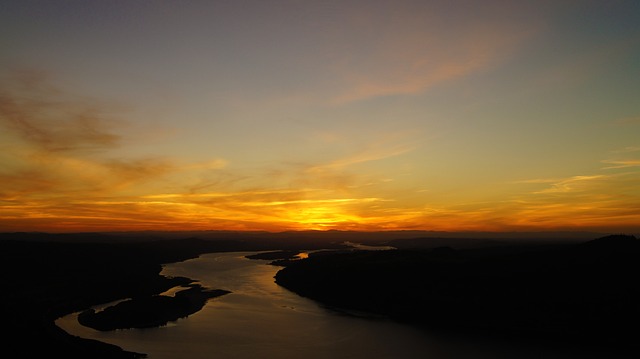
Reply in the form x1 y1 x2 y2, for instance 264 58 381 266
78 284 231 331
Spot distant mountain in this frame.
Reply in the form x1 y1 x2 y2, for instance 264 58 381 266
1 229 609 244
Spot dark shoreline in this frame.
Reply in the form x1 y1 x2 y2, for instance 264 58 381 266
0 233 348 358
3 231 637 358
275 235 640 357
1 238 220 358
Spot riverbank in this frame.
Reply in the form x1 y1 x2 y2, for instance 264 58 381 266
0 237 264 358
275 235 640 356
56 251 454 359
3 230 625 357
0 232 352 358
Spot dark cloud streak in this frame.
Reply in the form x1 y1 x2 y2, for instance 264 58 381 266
0 69 176 204
0 70 120 152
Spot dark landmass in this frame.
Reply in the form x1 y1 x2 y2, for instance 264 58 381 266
0 229 633 358
0 237 226 358
2 229 605 245
78 285 230 331
245 250 304 261
275 235 640 356
0 232 346 358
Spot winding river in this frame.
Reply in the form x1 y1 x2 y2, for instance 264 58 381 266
56 251 616 359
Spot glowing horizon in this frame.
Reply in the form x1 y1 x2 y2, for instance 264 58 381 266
1 1 639 234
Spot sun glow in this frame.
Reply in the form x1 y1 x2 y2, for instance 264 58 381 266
283 206 359 230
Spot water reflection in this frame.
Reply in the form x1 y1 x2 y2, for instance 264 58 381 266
57 252 438 358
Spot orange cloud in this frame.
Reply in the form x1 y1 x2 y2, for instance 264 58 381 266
602 159 640 169
2 69 638 234
533 175 608 194
307 142 414 172
328 6 539 104
0 71 206 232
496 171 640 232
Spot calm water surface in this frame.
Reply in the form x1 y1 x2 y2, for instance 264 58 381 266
56 251 625 359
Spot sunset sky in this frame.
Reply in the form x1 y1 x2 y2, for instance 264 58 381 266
1 1 639 233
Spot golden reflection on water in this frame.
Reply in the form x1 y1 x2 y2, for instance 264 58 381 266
159 284 196 297
55 251 599 359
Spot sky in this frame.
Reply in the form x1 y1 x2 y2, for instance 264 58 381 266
1 0 639 234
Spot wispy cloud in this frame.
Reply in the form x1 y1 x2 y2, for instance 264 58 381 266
610 146 640 153
307 142 414 173
511 178 560 184
180 159 228 171
135 188 391 231
533 175 608 194
602 159 640 169
0 70 121 152
0 72 181 199
614 116 640 126
0 70 238 229
327 4 540 104
492 170 640 232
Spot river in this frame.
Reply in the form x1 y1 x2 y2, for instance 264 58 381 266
56 251 624 359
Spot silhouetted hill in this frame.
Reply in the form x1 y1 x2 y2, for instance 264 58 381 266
275 235 640 355
1 229 607 244
578 234 640 250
